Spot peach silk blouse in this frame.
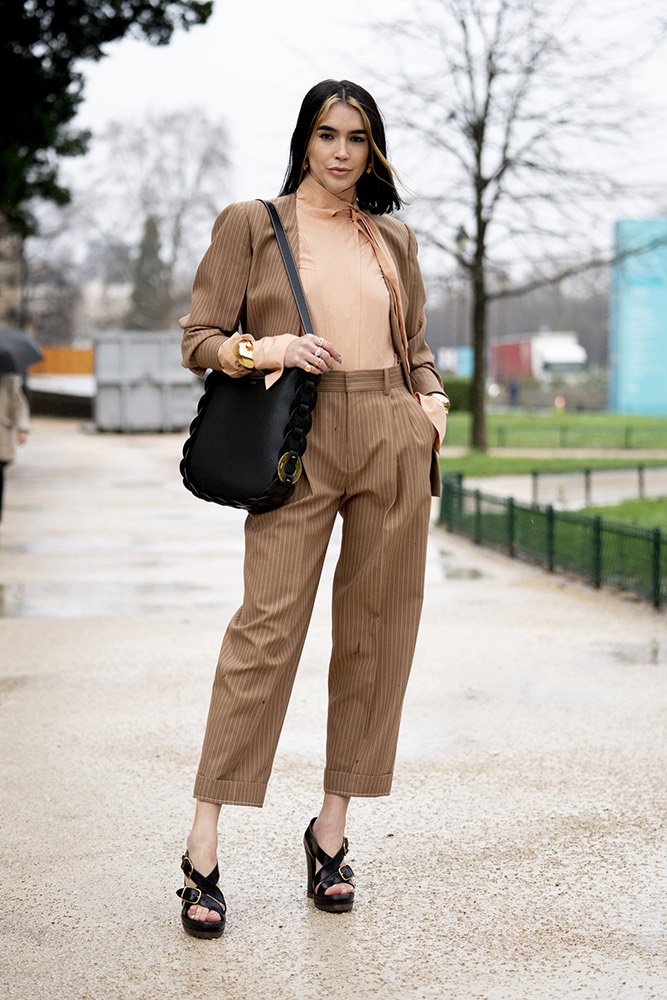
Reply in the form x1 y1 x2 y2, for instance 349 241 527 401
295 172 398 369
218 173 445 444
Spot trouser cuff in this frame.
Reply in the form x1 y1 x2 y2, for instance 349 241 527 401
193 774 266 807
323 768 393 797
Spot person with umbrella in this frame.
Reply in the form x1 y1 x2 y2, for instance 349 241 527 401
0 329 39 522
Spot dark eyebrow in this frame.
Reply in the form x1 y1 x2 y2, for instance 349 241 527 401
316 124 367 135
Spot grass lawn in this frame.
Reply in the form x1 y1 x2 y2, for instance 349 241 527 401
439 453 667 478
444 411 667 449
580 497 667 531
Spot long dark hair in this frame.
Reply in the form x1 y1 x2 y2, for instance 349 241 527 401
279 79 402 215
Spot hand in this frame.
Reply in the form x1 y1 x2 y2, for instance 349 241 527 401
284 335 341 373
17 431 28 446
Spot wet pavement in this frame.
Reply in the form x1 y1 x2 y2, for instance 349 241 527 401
1 418 666 1000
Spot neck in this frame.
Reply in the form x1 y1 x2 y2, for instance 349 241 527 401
307 171 357 205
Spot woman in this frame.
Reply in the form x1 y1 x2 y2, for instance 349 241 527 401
177 79 449 937
0 374 30 523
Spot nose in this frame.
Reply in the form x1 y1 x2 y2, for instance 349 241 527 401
334 139 349 160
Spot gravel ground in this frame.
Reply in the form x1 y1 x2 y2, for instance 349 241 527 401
0 418 665 1000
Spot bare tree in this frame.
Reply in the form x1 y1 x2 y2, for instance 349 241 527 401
376 0 660 448
75 108 231 321
20 201 82 342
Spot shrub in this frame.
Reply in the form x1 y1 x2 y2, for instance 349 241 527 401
440 375 471 412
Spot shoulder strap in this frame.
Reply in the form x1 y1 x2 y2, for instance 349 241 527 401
258 199 315 336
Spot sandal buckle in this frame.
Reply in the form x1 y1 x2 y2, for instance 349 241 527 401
180 886 202 905
343 836 349 855
338 864 354 882
181 855 194 878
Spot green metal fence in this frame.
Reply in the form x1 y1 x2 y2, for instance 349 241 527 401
439 476 666 609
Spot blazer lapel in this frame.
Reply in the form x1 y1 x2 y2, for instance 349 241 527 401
387 288 412 390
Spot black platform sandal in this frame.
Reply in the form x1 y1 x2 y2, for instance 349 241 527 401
176 851 226 939
303 817 355 913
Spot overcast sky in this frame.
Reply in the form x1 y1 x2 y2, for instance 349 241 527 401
65 0 666 280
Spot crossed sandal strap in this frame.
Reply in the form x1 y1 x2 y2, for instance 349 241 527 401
176 852 226 916
311 837 355 895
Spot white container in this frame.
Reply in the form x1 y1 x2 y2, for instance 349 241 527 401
93 330 200 432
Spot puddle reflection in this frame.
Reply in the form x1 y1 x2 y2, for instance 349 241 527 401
0 582 220 620
609 639 662 666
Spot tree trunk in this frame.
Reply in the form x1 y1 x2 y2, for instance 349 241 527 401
470 270 487 451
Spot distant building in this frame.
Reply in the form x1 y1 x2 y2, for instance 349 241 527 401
78 279 132 335
436 346 474 377
609 219 667 417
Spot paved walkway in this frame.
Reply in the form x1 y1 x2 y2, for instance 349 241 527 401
462 466 667 510
1 419 665 1000
441 446 667 510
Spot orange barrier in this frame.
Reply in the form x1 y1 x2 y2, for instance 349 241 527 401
30 346 94 374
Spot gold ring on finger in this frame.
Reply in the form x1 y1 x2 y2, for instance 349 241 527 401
304 363 312 373
317 337 324 347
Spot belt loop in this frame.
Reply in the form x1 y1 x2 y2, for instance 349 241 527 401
383 368 390 395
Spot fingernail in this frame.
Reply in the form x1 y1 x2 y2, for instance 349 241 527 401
338 355 342 364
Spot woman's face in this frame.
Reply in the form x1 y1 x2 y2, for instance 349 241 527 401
306 101 369 203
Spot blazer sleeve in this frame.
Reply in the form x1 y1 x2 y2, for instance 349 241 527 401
403 225 444 397
180 203 252 376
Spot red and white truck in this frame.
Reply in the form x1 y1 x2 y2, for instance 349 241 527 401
490 332 587 382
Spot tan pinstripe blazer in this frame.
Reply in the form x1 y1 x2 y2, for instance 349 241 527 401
180 193 443 494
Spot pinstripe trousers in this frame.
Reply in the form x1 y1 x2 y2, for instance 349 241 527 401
193 367 434 806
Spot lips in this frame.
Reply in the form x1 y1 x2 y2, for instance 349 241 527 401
329 168 350 176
